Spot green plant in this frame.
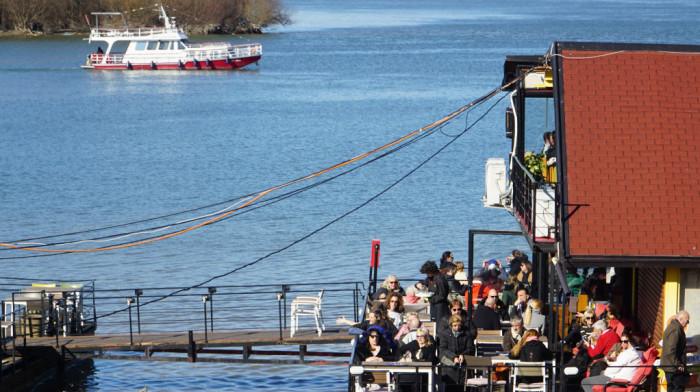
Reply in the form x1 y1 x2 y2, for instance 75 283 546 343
523 153 546 181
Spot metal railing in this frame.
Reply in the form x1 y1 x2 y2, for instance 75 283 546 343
90 27 181 39
511 155 558 242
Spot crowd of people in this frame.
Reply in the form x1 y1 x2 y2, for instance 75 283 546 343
337 250 692 392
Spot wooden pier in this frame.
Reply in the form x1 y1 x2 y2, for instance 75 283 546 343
12 327 353 365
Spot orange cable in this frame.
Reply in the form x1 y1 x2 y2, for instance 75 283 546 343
1 84 510 254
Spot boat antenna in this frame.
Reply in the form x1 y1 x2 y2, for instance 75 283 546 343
158 3 174 29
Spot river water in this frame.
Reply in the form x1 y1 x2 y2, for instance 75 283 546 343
1 0 699 390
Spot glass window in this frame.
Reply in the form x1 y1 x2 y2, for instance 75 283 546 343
679 269 700 337
147 41 157 50
135 41 147 50
159 41 169 50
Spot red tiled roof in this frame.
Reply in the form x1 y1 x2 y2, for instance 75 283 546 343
559 46 700 258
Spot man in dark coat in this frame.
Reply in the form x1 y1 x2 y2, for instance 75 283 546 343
473 297 502 330
661 310 690 392
479 288 508 320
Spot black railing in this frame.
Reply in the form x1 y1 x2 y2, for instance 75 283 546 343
511 155 558 242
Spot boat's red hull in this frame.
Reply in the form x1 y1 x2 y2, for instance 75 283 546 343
89 56 260 70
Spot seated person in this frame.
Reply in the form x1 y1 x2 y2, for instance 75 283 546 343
502 315 524 352
473 296 501 330
580 331 640 392
454 262 468 285
337 309 394 334
516 261 533 290
510 329 552 384
523 299 546 334
395 326 438 390
436 299 474 336
374 275 406 300
397 326 437 363
510 287 533 318
478 288 508 320
385 292 405 330
395 312 421 345
356 327 394 362
563 309 596 349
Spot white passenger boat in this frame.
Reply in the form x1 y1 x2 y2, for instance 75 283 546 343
82 4 261 70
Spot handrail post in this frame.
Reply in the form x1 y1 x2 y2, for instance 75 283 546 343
277 291 285 341
202 295 210 343
208 287 216 332
126 297 134 346
135 289 143 334
282 285 290 330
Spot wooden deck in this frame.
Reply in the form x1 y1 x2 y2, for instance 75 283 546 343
20 327 352 352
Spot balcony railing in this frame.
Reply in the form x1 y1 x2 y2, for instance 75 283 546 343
511 155 557 243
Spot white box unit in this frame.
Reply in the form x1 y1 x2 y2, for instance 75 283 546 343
484 158 506 207
534 187 555 238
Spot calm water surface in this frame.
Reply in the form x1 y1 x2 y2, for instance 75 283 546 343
2 0 699 390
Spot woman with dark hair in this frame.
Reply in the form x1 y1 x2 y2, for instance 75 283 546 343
355 327 394 362
418 260 449 322
440 251 455 269
385 292 405 329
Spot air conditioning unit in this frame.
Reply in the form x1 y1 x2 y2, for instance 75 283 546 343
483 158 506 207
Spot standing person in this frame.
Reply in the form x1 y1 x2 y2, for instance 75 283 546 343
418 261 449 322
439 251 456 270
661 310 691 392
439 314 476 391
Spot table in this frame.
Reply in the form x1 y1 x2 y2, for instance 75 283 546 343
356 361 435 392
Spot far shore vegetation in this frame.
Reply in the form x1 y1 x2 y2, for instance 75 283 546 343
0 0 291 36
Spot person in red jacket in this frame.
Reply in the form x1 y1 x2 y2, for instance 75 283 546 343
583 319 620 359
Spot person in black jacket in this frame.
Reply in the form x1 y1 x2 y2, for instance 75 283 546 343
355 327 394 362
396 327 438 391
436 299 477 337
417 261 449 322
509 329 552 383
473 297 502 330
439 314 477 391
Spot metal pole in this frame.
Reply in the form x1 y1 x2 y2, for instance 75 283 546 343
135 289 143 334
467 231 474 319
208 287 216 332
277 292 285 341
127 298 134 346
202 295 209 343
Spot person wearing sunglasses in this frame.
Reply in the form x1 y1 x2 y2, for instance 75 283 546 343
384 292 405 329
355 327 393 363
439 314 477 391
373 275 406 300
563 309 597 349
581 331 640 392
395 326 437 390
436 299 476 337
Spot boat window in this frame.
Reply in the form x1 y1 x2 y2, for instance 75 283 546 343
158 41 169 50
147 41 158 50
177 41 186 49
135 41 147 50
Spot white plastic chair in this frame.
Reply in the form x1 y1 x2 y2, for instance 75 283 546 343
511 361 550 392
290 289 325 337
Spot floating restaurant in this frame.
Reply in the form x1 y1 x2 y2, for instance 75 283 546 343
347 41 700 391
